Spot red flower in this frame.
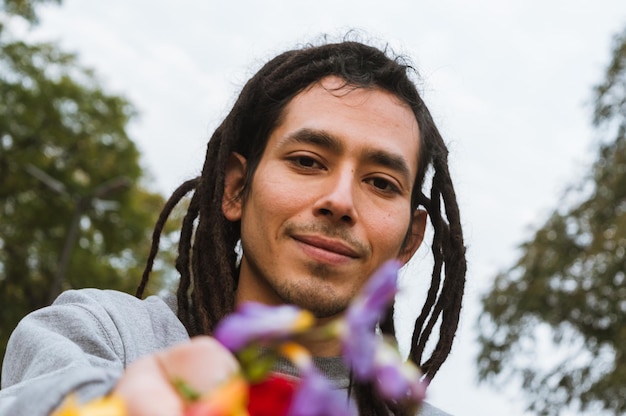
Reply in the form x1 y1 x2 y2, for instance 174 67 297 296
248 373 298 416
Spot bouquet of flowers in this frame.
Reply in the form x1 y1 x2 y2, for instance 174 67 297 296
53 261 426 416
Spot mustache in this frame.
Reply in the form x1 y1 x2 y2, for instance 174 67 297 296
283 222 368 255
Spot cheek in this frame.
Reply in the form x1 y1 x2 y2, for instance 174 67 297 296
368 210 411 255
259 186 308 214
247 174 311 221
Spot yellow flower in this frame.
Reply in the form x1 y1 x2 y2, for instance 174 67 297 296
184 375 249 416
52 394 126 416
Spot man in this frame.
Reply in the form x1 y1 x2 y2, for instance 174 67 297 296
0 40 466 416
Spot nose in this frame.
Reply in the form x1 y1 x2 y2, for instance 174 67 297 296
313 168 357 225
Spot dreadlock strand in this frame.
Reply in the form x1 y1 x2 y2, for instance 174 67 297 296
380 303 396 336
176 188 201 334
354 382 393 416
410 174 445 364
136 178 200 299
416 142 466 378
183 124 245 334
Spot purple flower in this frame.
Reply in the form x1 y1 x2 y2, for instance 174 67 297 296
339 325 376 379
370 340 427 403
347 260 401 330
214 302 314 351
287 360 357 416
338 261 426 406
341 260 400 379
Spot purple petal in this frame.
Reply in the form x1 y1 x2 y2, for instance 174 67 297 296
288 366 357 416
214 302 313 351
341 330 376 379
375 364 409 398
340 261 401 379
346 261 400 331
372 341 426 403
360 260 401 312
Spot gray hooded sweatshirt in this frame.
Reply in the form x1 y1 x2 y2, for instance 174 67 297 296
0 289 451 416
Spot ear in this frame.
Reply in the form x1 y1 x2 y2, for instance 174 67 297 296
398 209 427 265
222 152 247 221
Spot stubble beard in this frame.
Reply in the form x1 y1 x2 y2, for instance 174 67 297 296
273 261 351 318
279 222 364 317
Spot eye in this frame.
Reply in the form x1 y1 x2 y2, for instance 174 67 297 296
296 156 319 168
287 155 326 171
368 177 401 194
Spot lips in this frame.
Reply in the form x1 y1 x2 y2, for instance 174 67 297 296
292 234 361 261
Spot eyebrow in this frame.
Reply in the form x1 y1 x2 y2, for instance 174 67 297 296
283 128 343 153
363 149 412 185
281 128 413 185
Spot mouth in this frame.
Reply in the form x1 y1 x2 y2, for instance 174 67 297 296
292 234 361 265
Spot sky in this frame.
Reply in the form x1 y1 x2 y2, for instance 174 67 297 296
11 1 626 414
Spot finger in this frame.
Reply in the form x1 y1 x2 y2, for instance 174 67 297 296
156 336 240 395
114 355 184 416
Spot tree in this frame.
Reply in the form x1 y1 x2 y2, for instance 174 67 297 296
477 27 626 416
0 1 176 365
1 0 60 24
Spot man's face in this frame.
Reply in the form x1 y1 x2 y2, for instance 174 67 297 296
223 76 424 319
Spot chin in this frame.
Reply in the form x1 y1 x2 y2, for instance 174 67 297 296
273 272 354 317
293 295 349 319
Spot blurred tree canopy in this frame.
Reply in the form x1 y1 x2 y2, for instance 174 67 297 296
1 0 60 24
477 27 626 415
0 0 177 364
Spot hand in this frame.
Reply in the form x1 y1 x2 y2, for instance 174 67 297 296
113 336 240 416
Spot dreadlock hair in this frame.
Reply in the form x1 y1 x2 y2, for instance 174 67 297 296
137 38 466 416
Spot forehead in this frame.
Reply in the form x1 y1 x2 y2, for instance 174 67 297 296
270 76 421 177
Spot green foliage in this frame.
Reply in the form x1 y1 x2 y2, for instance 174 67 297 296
1 0 61 24
477 28 626 415
0 7 175 365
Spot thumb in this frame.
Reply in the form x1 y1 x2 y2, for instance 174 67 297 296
156 336 240 395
